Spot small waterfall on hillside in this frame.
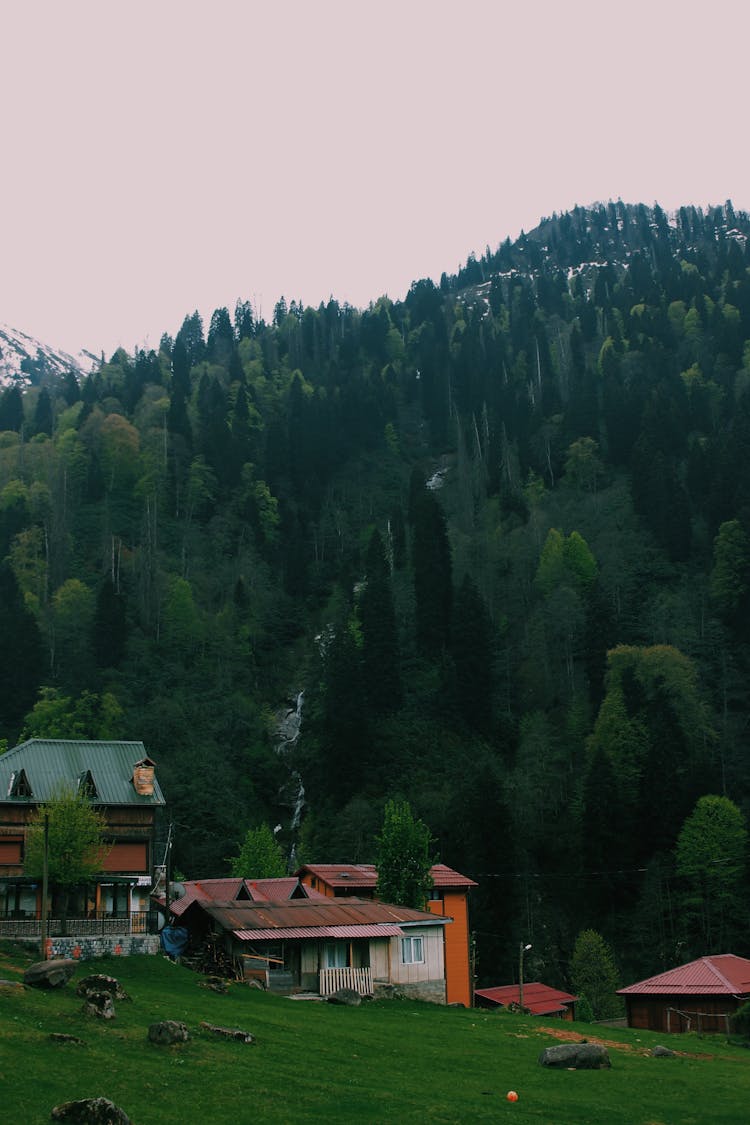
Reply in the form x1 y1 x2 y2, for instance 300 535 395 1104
274 691 305 869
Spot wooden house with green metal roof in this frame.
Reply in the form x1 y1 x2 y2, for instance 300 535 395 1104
0 738 166 938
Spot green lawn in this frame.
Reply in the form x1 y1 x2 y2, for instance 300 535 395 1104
1 943 748 1124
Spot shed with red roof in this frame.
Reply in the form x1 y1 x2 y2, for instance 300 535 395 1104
618 955 750 1033
474 982 577 1019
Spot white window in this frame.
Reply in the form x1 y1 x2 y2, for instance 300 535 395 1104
401 935 424 964
323 941 349 968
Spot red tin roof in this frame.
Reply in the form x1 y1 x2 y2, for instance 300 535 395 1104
474 982 577 1016
297 862 477 890
618 955 750 997
164 876 309 916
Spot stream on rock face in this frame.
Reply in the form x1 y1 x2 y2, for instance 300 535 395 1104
274 691 305 869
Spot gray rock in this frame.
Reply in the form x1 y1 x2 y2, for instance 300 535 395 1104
200 1020 256 1043
0 979 25 992
76 975 130 1002
326 987 362 1006
148 1019 190 1044
538 1042 611 1069
24 958 77 990
651 1044 677 1057
82 991 116 1020
49 1033 88 1047
50 1096 131 1123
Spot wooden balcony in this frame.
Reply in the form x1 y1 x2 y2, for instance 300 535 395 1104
319 965 373 997
0 910 156 938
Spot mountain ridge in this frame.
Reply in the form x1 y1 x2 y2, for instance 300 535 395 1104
0 322 100 389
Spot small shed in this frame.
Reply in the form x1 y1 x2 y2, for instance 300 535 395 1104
474 982 577 1019
618 954 750 1033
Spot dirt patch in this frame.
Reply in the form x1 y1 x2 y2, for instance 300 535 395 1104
536 1025 639 1053
534 1024 729 1061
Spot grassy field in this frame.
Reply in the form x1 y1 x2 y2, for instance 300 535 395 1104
1 943 748 1125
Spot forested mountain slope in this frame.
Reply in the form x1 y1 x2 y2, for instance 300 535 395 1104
2 200 750 988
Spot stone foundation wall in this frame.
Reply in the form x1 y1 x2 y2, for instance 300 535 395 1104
375 979 447 1004
15 934 161 961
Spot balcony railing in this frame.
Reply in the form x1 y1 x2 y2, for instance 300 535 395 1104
0 910 157 938
319 965 373 997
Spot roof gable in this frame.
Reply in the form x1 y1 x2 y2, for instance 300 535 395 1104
0 739 166 807
618 955 750 996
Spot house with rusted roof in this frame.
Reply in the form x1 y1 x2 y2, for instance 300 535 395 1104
618 955 750 1033
474 982 577 1019
0 738 165 941
178 894 450 1001
296 862 477 1006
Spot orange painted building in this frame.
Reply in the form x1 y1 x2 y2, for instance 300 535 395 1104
296 862 477 1006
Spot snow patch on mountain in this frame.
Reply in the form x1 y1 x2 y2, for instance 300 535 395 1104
0 323 99 389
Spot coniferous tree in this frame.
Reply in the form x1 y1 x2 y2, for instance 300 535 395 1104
359 529 401 715
412 486 452 655
0 561 44 735
449 574 493 734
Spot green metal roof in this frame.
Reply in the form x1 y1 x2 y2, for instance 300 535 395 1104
0 739 166 807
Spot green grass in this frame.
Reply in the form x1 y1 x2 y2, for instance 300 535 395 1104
1 943 749 1124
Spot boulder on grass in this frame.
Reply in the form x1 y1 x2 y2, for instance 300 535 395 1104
50 1096 131 1123
651 1044 677 1058
148 1019 190 1044
76 975 130 1002
82 991 116 1020
326 987 362 1007
200 1020 256 1043
538 1042 611 1069
24 959 77 990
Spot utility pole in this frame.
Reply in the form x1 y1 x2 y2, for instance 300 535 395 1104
40 813 49 961
519 942 531 1011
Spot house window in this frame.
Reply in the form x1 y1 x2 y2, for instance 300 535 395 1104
401 935 424 964
77 770 98 799
323 941 349 968
0 837 24 865
7 769 33 799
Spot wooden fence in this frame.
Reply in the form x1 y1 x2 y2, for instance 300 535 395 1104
319 966 373 997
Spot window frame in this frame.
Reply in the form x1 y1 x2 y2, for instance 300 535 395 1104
401 934 425 965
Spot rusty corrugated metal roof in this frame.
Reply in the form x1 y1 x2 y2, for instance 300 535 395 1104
235 924 405 941
474 982 577 1016
196 896 447 933
618 955 750 996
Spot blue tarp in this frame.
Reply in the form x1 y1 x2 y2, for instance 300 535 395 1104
160 925 189 958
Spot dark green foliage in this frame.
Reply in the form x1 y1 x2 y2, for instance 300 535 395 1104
411 485 452 654
0 561 44 736
359 529 401 715
375 798 433 908
5 200 750 987
448 574 493 733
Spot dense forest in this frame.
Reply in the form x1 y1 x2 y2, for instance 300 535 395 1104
2 200 750 990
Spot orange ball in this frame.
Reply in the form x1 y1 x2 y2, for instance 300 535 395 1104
507 1091 519 1102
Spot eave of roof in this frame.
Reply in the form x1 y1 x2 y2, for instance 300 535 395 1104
235 924 405 941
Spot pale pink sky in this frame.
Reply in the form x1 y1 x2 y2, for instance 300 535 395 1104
2 1 747 358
